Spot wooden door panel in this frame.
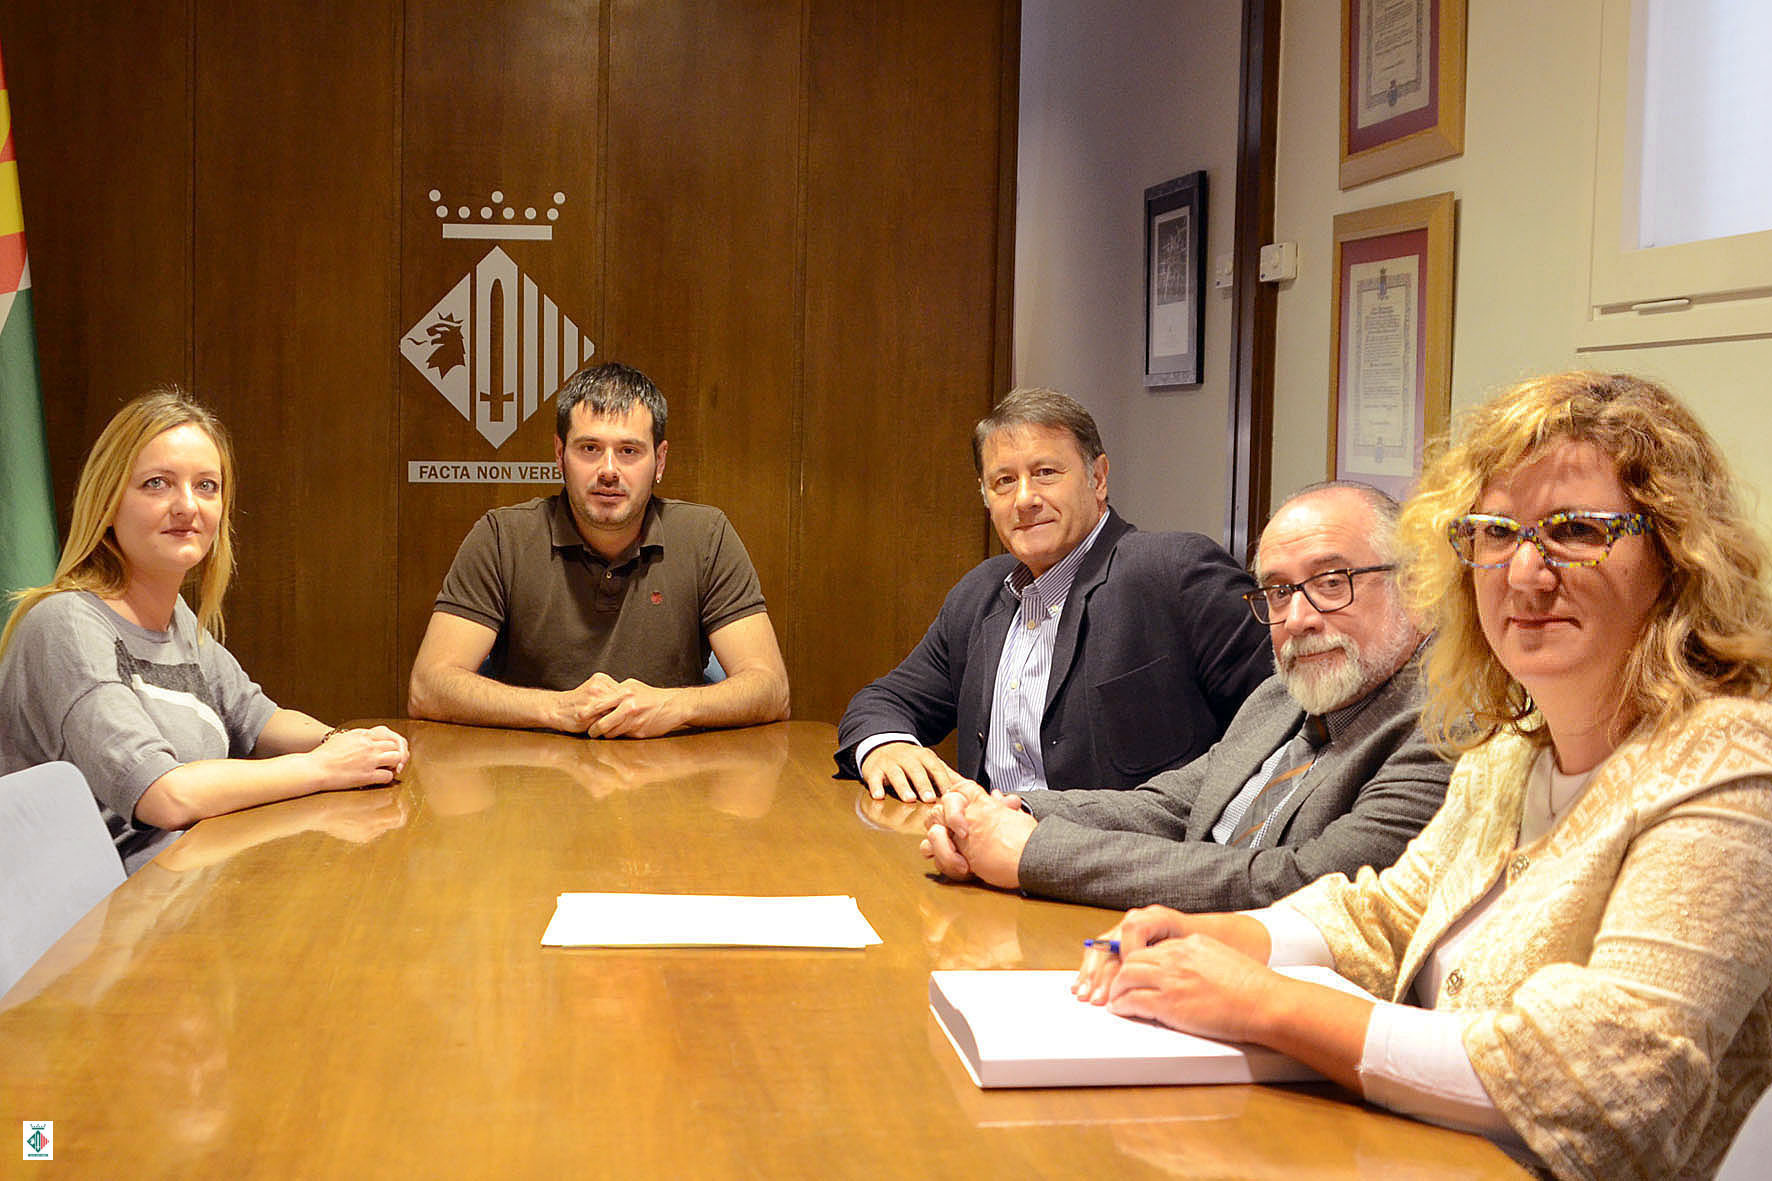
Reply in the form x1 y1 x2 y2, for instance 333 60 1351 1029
796 0 1009 722
0 1 194 534
192 0 400 720
602 0 802 677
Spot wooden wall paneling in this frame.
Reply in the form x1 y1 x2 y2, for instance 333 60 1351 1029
1225 0 1281 565
192 0 401 721
795 0 1009 723
7 0 1016 729
0 1 194 537
600 0 803 686
990 0 1021 406
398 0 604 701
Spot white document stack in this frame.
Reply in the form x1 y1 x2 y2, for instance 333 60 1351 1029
930 966 1374 1088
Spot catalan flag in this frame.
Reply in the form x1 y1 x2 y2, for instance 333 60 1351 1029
0 40 57 621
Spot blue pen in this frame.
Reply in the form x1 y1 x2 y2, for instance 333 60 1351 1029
1082 938 1121 955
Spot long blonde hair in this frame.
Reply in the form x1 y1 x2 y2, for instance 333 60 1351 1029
1 386 238 656
1399 371 1772 752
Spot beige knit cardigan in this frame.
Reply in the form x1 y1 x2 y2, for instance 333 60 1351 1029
1282 697 1772 1180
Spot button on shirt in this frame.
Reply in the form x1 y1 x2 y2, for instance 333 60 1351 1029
981 512 1111 793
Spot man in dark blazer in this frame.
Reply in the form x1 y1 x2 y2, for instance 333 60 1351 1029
835 389 1273 803
920 482 1452 912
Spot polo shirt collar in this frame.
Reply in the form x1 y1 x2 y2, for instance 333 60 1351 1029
547 492 666 565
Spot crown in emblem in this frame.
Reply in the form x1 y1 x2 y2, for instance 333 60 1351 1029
428 188 566 242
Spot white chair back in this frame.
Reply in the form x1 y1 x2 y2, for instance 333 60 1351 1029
0 761 126 997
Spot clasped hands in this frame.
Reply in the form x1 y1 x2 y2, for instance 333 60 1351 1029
312 725 410 787
560 672 681 738
918 780 1036 890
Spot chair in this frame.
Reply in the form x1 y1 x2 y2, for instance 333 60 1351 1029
1717 1084 1772 1181
0 762 126 997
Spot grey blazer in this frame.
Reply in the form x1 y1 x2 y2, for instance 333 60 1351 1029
1017 659 1451 912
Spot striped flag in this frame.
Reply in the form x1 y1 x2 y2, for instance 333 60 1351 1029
0 40 57 620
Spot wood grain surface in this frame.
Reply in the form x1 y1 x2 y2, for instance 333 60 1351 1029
0 722 1526 1179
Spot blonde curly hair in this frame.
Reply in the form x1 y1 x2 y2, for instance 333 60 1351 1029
1398 371 1772 753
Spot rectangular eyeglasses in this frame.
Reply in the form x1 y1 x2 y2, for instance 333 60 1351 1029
1241 565 1395 625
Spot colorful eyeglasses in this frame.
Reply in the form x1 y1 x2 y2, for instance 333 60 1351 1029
1447 510 1654 569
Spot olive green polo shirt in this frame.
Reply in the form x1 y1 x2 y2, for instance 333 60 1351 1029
434 494 767 691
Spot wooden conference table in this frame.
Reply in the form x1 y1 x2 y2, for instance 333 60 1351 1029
1 721 1524 1178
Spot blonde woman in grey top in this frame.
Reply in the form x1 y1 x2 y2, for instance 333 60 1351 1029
0 387 407 872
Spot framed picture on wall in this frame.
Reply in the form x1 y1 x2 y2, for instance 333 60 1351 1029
1340 0 1466 188
1328 192 1456 498
1144 171 1207 387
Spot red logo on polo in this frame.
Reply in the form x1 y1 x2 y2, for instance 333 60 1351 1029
650 591 663 605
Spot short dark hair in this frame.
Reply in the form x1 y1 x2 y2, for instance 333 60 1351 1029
555 362 667 445
971 387 1105 475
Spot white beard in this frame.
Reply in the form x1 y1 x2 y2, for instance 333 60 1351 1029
1277 634 1365 714
1277 611 1416 715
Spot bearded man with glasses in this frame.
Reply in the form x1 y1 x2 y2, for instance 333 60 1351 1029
921 481 1453 912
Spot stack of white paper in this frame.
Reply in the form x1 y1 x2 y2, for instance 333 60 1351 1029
930 967 1373 1088
540 892 883 948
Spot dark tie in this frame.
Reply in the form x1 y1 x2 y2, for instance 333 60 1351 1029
1228 715 1330 848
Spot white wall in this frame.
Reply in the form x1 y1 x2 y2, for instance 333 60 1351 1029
1270 0 1772 519
1015 0 1245 536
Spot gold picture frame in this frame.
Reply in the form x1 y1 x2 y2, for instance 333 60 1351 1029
1328 192 1456 497
1340 0 1467 189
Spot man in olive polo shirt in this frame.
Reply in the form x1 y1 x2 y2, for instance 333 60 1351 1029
408 362 790 736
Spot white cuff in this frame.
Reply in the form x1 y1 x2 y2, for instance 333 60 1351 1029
1358 1003 1523 1147
854 733 920 772
1243 905 1335 968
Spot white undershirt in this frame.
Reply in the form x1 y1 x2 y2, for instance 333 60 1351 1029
1251 748 1594 1158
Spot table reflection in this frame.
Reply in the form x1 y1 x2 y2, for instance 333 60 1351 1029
405 721 789 818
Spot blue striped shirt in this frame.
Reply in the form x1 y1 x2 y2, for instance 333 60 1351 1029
981 511 1110 793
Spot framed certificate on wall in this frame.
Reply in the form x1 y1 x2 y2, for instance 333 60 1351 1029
1328 192 1455 497
1340 0 1466 188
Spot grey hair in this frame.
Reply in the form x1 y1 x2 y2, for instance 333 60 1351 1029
971 387 1105 474
1256 480 1401 570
